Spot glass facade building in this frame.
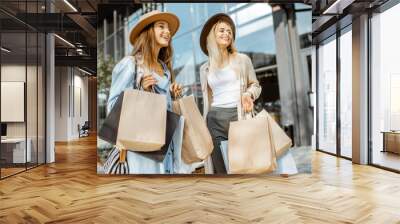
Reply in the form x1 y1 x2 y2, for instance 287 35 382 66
97 3 312 131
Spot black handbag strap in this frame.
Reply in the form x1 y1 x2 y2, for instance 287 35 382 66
134 59 138 89
130 56 139 89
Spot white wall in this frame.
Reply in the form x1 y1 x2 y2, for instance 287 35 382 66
55 67 89 141
70 73 88 139
55 66 69 141
1 65 42 138
1 64 46 164
1 65 26 133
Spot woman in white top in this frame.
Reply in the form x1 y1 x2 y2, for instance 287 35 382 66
199 13 261 174
199 13 298 176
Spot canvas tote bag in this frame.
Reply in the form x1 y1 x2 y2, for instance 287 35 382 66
255 110 292 158
172 95 213 163
228 112 277 174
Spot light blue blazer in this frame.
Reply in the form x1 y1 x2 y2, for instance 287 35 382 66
107 56 175 174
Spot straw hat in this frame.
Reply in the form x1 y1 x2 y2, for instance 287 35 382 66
199 13 236 55
129 10 180 46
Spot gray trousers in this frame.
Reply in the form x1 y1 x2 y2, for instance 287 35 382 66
206 107 238 174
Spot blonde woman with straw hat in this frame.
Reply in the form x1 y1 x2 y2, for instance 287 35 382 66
199 13 262 174
104 10 184 174
199 13 298 176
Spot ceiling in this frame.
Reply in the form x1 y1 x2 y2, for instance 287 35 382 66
0 0 98 74
311 0 392 43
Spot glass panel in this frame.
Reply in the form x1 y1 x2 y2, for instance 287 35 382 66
38 32 45 165
27 31 38 169
339 27 352 158
193 29 207 66
105 36 114 60
26 0 39 168
165 3 278 115
172 33 194 70
206 3 227 16
190 4 212 28
371 4 400 171
116 28 125 61
107 20 114 37
0 0 46 178
164 4 195 37
232 4 279 117
172 32 202 109
165 3 224 113
235 14 275 54
295 3 312 10
232 4 271 28
295 4 312 50
317 35 337 154
1 30 28 177
297 12 312 33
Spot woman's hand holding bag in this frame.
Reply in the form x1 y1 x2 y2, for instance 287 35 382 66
241 93 254 113
141 74 157 91
227 106 277 174
170 82 183 99
172 92 213 164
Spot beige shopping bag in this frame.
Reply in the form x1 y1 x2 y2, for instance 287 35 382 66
228 115 277 174
256 110 292 158
116 89 167 152
172 95 213 163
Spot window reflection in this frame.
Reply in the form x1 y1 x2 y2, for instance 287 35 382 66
165 3 280 112
339 27 352 158
317 35 337 155
232 4 271 27
371 4 400 171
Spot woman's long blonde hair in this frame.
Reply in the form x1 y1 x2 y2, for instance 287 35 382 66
132 23 175 80
206 19 238 74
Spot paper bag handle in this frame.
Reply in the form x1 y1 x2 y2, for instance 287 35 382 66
174 85 190 100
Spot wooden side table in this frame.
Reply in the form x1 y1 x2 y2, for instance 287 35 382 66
382 131 400 154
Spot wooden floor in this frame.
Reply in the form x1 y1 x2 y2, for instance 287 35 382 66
0 135 400 223
0 167 26 178
372 150 400 171
1 163 44 178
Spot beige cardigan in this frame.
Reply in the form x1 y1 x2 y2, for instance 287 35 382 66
199 53 262 174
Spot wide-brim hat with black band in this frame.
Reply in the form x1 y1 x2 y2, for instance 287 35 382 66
199 13 236 56
129 10 180 46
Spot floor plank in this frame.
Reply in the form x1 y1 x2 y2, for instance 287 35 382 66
0 135 399 223
373 150 400 171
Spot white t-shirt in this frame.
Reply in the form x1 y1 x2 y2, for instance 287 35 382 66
207 63 240 108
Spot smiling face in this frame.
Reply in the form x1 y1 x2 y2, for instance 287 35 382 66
214 21 233 49
153 20 171 48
